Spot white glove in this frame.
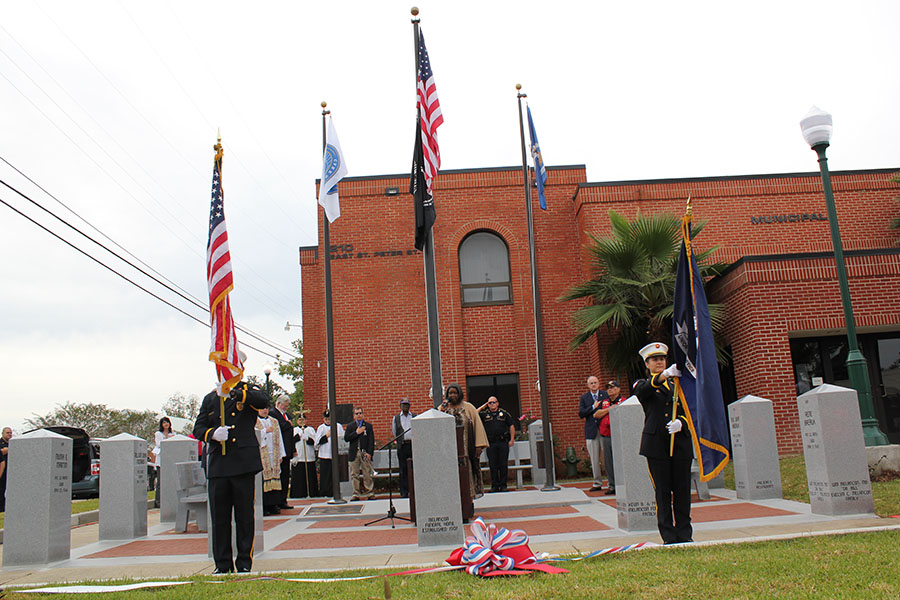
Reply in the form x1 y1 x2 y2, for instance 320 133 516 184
212 426 231 442
662 365 682 379
666 419 683 434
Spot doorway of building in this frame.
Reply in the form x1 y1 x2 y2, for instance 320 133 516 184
466 374 521 428
790 332 900 444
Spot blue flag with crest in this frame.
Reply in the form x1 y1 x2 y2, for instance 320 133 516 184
527 106 547 210
672 212 730 481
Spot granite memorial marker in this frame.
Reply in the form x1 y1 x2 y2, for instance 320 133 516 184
527 419 553 488
2 429 72 567
610 396 656 531
159 434 198 522
99 433 149 539
728 395 782 500
798 384 875 515
411 409 464 547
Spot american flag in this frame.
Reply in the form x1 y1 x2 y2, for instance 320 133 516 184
207 141 243 395
416 30 443 194
410 29 443 250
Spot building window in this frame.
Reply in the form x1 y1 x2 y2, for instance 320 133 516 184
790 332 900 443
458 231 512 306
466 374 521 426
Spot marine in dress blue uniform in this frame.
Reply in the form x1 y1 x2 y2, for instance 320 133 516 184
194 381 268 573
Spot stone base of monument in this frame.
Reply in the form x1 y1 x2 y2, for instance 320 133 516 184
867 444 900 477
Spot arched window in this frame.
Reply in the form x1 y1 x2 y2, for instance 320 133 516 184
458 231 512 306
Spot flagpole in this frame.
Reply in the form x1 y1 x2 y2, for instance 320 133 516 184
516 85 558 491
412 7 443 408
321 102 345 504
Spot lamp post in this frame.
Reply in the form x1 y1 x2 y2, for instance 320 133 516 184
263 364 273 399
799 106 888 446
284 321 301 332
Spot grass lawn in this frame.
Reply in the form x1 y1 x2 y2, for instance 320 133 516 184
5 530 900 599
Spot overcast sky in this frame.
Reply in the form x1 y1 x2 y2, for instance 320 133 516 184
2 1 898 432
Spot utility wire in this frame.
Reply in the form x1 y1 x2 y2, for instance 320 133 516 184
0 158 297 357
0 179 296 360
13 8 302 314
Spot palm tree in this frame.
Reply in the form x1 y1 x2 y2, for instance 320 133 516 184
560 210 729 382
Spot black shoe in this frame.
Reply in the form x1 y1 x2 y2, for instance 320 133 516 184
212 567 233 575
499 486 508 492
237 567 251 573
605 488 616 495
278 504 292 510
489 487 500 493
589 486 603 492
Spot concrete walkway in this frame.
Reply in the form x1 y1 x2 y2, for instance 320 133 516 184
1 482 896 588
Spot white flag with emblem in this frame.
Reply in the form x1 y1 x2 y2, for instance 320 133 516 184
318 117 348 223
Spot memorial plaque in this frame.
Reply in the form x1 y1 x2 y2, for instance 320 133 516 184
411 409 464 547
159 434 198 522
610 396 656 531
99 433 149 539
527 420 552 487
798 384 875 515
3 429 72 567
728 395 782 500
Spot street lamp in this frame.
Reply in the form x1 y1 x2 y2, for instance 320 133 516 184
284 321 301 332
799 106 888 446
263 364 273 399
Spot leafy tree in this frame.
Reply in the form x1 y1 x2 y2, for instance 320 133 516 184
162 393 201 420
275 339 304 414
25 402 157 442
246 375 287 403
560 210 728 382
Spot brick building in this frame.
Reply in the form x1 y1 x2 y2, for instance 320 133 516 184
300 165 900 464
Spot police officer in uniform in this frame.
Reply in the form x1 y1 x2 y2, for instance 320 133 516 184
633 342 693 544
194 380 269 573
478 396 516 493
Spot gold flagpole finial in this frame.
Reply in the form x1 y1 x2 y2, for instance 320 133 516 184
411 6 419 16
685 193 693 216
214 128 223 158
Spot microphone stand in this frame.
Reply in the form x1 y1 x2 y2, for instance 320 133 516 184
364 428 412 528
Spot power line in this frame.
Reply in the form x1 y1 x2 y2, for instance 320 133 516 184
0 179 296 360
0 157 298 357
6 10 303 315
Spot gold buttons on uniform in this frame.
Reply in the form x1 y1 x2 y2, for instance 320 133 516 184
231 412 236 417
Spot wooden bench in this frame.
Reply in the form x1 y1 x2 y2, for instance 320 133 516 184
174 461 208 533
479 440 532 489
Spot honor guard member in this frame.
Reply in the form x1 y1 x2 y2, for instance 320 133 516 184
478 396 516 493
194 380 269 573
633 342 693 545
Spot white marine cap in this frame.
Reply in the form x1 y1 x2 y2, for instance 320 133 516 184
639 342 668 361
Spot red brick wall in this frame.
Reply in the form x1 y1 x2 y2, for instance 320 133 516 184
302 167 899 461
301 166 594 459
574 169 900 454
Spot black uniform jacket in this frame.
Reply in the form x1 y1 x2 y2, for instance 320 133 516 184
633 373 693 460
344 420 374 461
270 406 295 457
481 408 515 442
194 383 268 478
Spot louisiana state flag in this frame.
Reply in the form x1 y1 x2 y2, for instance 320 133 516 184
672 212 730 481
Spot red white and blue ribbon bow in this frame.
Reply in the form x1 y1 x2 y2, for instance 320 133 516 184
447 517 568 576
